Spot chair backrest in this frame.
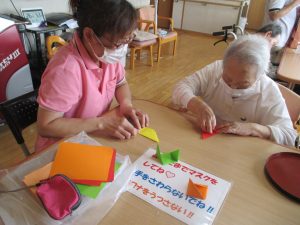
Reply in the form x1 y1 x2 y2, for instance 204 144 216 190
46 35 68 60
278 83 300 126
138 5 155 19
0 90 38 156
137 5 155 31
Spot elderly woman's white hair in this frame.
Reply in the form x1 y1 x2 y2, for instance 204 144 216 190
223 34 270 75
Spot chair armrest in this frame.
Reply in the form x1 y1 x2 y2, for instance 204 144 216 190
157 16 174 31
137 19 157 33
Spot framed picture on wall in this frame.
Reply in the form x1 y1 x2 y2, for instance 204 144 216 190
21 8 47 28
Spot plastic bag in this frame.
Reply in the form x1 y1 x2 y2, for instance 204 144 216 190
0 132 135 225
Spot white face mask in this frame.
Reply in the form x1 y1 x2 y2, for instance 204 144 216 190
220 77 258 99
90 33 128 64
98 44 128 64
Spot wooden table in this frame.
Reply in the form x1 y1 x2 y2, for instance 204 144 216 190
277 47 300 90
99 100 299 225
1 100 299 225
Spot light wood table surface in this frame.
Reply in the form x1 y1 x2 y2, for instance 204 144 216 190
1 100 299 225
97 100 300 225
277 47 300 90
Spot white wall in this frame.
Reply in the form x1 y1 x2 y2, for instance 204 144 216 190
0 0 150 15
0 0 150 55
128 0 150 8
0 0 70 15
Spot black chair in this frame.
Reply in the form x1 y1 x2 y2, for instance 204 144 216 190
0 90 38 156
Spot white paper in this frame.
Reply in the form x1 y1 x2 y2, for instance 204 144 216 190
60 19 78 29
128 148 231 225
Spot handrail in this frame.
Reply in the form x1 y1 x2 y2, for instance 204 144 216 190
175 0 246 30
184 0 241 8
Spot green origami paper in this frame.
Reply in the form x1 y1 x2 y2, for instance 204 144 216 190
156 144 180 165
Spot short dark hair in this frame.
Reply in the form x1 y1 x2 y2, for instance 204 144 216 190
70 0 137 40
257 23 282 37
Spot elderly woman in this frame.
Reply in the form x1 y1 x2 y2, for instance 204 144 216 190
172 35 297 146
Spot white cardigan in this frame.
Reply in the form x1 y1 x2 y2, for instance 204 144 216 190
172 60 297 146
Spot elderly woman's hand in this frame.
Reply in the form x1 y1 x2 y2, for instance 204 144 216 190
196 103 216 133
217 122 271 139
187 98 216 133
217 122 255 136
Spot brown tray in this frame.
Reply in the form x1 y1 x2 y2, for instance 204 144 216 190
265 152 300 202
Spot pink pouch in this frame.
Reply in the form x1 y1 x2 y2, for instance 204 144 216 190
36 174 81 220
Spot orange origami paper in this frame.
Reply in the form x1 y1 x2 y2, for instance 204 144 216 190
23 162 52 194
50 142 116 185
73 150 116 186
187 178 208 200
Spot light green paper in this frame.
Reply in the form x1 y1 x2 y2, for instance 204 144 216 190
156 144 180 165
76 163 121 199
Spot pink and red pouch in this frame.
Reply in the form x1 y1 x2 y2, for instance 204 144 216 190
36 174 81 220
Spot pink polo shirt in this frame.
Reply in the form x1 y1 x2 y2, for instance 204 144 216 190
35 32 125 151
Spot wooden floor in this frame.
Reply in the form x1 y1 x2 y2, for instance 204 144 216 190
0 31 227 169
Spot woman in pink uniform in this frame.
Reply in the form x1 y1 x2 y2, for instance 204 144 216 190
36 0 149 151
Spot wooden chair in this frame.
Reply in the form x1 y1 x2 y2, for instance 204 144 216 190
128 19 157 69
46 35 68 60
138 5 177 62
278 83 300 128
278 83 300 148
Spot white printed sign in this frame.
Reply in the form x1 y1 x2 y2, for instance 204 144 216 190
128 148 231 225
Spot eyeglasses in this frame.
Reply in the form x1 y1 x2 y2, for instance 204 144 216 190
98 33 136 49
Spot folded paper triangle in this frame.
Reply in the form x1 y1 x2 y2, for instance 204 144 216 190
187 178 208 200
156 144 180 165
50 142 116 185
139 127 160 142
201 129 221 139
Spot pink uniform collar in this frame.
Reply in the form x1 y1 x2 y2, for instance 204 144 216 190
73 32 99 70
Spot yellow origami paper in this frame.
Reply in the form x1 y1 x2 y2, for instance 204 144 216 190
139 127 160 143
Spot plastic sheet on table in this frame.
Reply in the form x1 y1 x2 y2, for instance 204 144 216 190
0 132 135 225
